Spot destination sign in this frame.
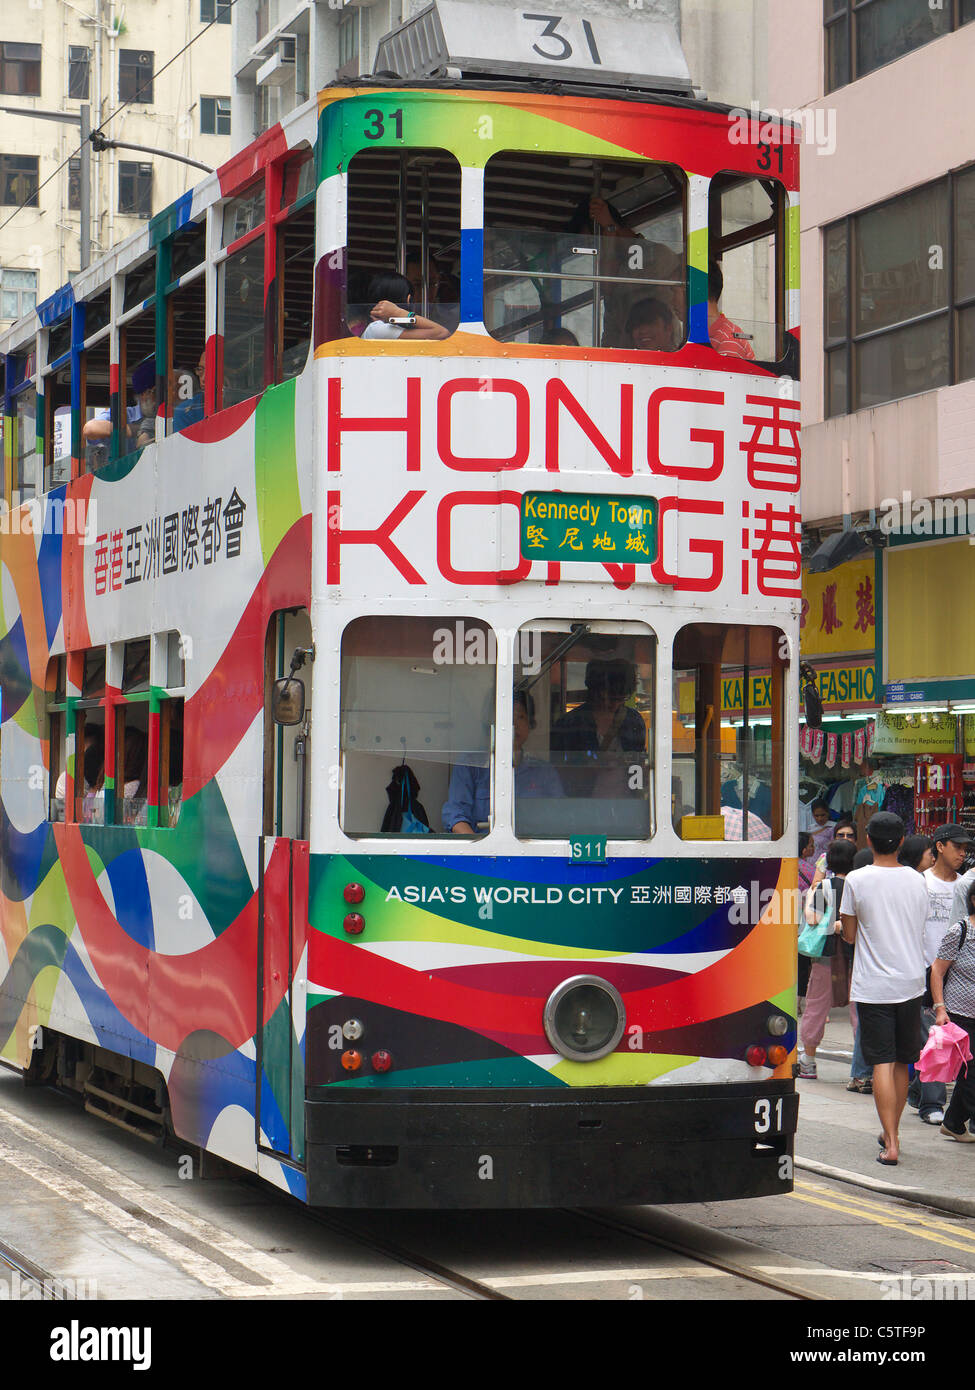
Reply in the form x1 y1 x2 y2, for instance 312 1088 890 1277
520 492 658 565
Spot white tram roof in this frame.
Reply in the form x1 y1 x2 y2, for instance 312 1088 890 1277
373 1 697 98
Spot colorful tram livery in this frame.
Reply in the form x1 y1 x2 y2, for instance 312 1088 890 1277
0 17 801 1207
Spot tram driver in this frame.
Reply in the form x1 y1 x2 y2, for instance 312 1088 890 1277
551 659 647 800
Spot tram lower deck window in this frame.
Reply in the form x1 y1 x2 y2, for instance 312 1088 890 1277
512 624 655 841
483 152 686 350
339 616 495 838
672 624 787 842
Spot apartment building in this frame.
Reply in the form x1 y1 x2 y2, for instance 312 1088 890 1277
0 0 232 321
771 0 975 822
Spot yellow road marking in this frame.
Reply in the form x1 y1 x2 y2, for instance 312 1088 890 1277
791 1184 975 1257
796 1178 975 1239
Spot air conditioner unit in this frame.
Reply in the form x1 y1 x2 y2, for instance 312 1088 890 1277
256 34 297 86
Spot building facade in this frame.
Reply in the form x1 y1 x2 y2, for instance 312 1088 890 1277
0 0 232 322
770 0 975 836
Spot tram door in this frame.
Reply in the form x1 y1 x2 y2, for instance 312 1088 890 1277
257 609 312 1163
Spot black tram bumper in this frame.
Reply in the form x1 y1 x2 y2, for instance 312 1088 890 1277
304 1081 797 1208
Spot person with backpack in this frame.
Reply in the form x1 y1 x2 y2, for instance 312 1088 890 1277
797 837 857 1079
930 878 975 1141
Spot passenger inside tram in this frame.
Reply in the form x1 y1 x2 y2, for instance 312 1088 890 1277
551 659 647 800
81 355 157 453
624 297 675 351
442 689 563 834
359 272 450 341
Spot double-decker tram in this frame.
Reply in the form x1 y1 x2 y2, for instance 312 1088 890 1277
0 3 800 1206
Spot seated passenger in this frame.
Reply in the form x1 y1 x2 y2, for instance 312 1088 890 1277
80 730 107 825
539 327 579 347
707 261 755 360
82 356 157 453
551 659 646 798
360 273 449 342
122 728 149 827
443 690 562 834
173 351 205 432
625 298 674 351
55 726 103 820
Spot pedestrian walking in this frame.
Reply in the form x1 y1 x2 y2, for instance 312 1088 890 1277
930 878 975 1141
798 838 857 1079
840 812 929 1165
907 824 975 1125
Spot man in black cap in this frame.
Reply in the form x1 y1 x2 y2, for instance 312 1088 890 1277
840 811 929 1165
908 823 975 1125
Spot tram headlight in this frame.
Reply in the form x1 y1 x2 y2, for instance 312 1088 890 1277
543 976 625 1063
766 1014 789 1037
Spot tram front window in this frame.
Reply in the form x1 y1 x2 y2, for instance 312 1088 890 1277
484 152 685 350
514 625 655 840
339 616 495 838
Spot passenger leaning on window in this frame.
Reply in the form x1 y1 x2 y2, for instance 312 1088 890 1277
707 261 755 360
359 273 449 342
82 356 157 452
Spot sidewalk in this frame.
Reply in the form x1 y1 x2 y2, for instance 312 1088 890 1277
794 1006 975 1216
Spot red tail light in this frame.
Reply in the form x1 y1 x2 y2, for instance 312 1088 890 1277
343 913 365 935
371 1050 393 1073
745 1045 767 1068
344 883 365 904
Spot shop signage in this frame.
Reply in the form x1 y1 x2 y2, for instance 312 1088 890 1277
801 556 876 659
871 710 958 755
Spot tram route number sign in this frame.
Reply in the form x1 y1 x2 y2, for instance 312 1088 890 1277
520 492 659 565
570 835 606 863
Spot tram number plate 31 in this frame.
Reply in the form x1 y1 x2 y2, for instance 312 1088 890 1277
754 1097 785 1133
569 836 606 863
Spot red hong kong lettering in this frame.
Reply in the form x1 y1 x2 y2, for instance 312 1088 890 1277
648 387 725 480
327 376 421 472
437 379 530 471
436 491 531 585
327 489 426 585
545 379 633 477
650 497 724 592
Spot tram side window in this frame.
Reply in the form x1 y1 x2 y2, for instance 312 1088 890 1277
339 616 495 838
48 657 67 822
708 175 788 369
276 200 314 381
114 638 150 827
158 697 184 828
81 331 112 473
43 360 72 491
168 275 206 435
10 361 37 507
484 152 686 350
219 234 265 407
513 625 654 841
336 147 461 343
672 624 787 843
75 648 107 825
119 307 157 454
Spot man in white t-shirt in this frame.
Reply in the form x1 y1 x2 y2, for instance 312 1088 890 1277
841 811 929 1166
910 824 975 1124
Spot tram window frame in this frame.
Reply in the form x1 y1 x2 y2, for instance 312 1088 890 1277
80 325 112 475
47 656 67 823
166 264 206 435
217 230 266 409
74 648 107 825
483 150 687 351
114 694 150 827
274 198 314 382
339 615 497 840
707 173 788 368
42 333 73 492
341 146 462 344
512 622 656 843
671 623 787 844
11 375 37 508
158 695 184 829
118 303 157 455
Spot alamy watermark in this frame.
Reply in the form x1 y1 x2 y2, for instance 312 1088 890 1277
727 100 836 158
878 492 975 541
432 621 541 675
0 496 97 542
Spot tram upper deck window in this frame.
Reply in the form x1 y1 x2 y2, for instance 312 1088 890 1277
484 153 685 350
672 624 787 843
166 227 206 435
513 624 654 840
11 376 37 507
338 148 461 342
708 175 788 369
340 616 495 838
219 235 265 407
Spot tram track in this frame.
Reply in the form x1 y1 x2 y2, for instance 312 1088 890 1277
0 1235 72 1300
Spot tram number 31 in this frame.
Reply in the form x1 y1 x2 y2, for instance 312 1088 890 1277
754 1098 784 1133
522 13 602 65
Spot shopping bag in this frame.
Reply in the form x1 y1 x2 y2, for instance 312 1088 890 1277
917 1021 973 1084
798 879 833 959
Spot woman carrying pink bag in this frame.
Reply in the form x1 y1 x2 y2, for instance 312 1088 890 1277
929 879 975 1141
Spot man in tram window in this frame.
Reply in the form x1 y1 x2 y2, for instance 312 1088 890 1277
359 272 449 341
587 195 684 344
624 297 674 352
551 659 647 798
173 350 206 432
82 355 157 454
707 261 756 360
442 689 562 834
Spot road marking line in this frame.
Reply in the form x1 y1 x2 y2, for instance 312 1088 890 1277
791 1189 975 1257
797 1177 975 1239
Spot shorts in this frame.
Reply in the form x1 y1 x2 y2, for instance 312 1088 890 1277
856 997 923 1065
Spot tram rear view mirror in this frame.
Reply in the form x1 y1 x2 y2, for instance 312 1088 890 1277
272 677 305 725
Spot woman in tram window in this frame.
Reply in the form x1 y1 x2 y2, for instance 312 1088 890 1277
359 273 450 342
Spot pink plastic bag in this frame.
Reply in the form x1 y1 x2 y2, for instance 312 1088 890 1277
917 1021 973 1084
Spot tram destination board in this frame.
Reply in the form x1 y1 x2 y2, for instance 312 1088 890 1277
520 491 658 564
